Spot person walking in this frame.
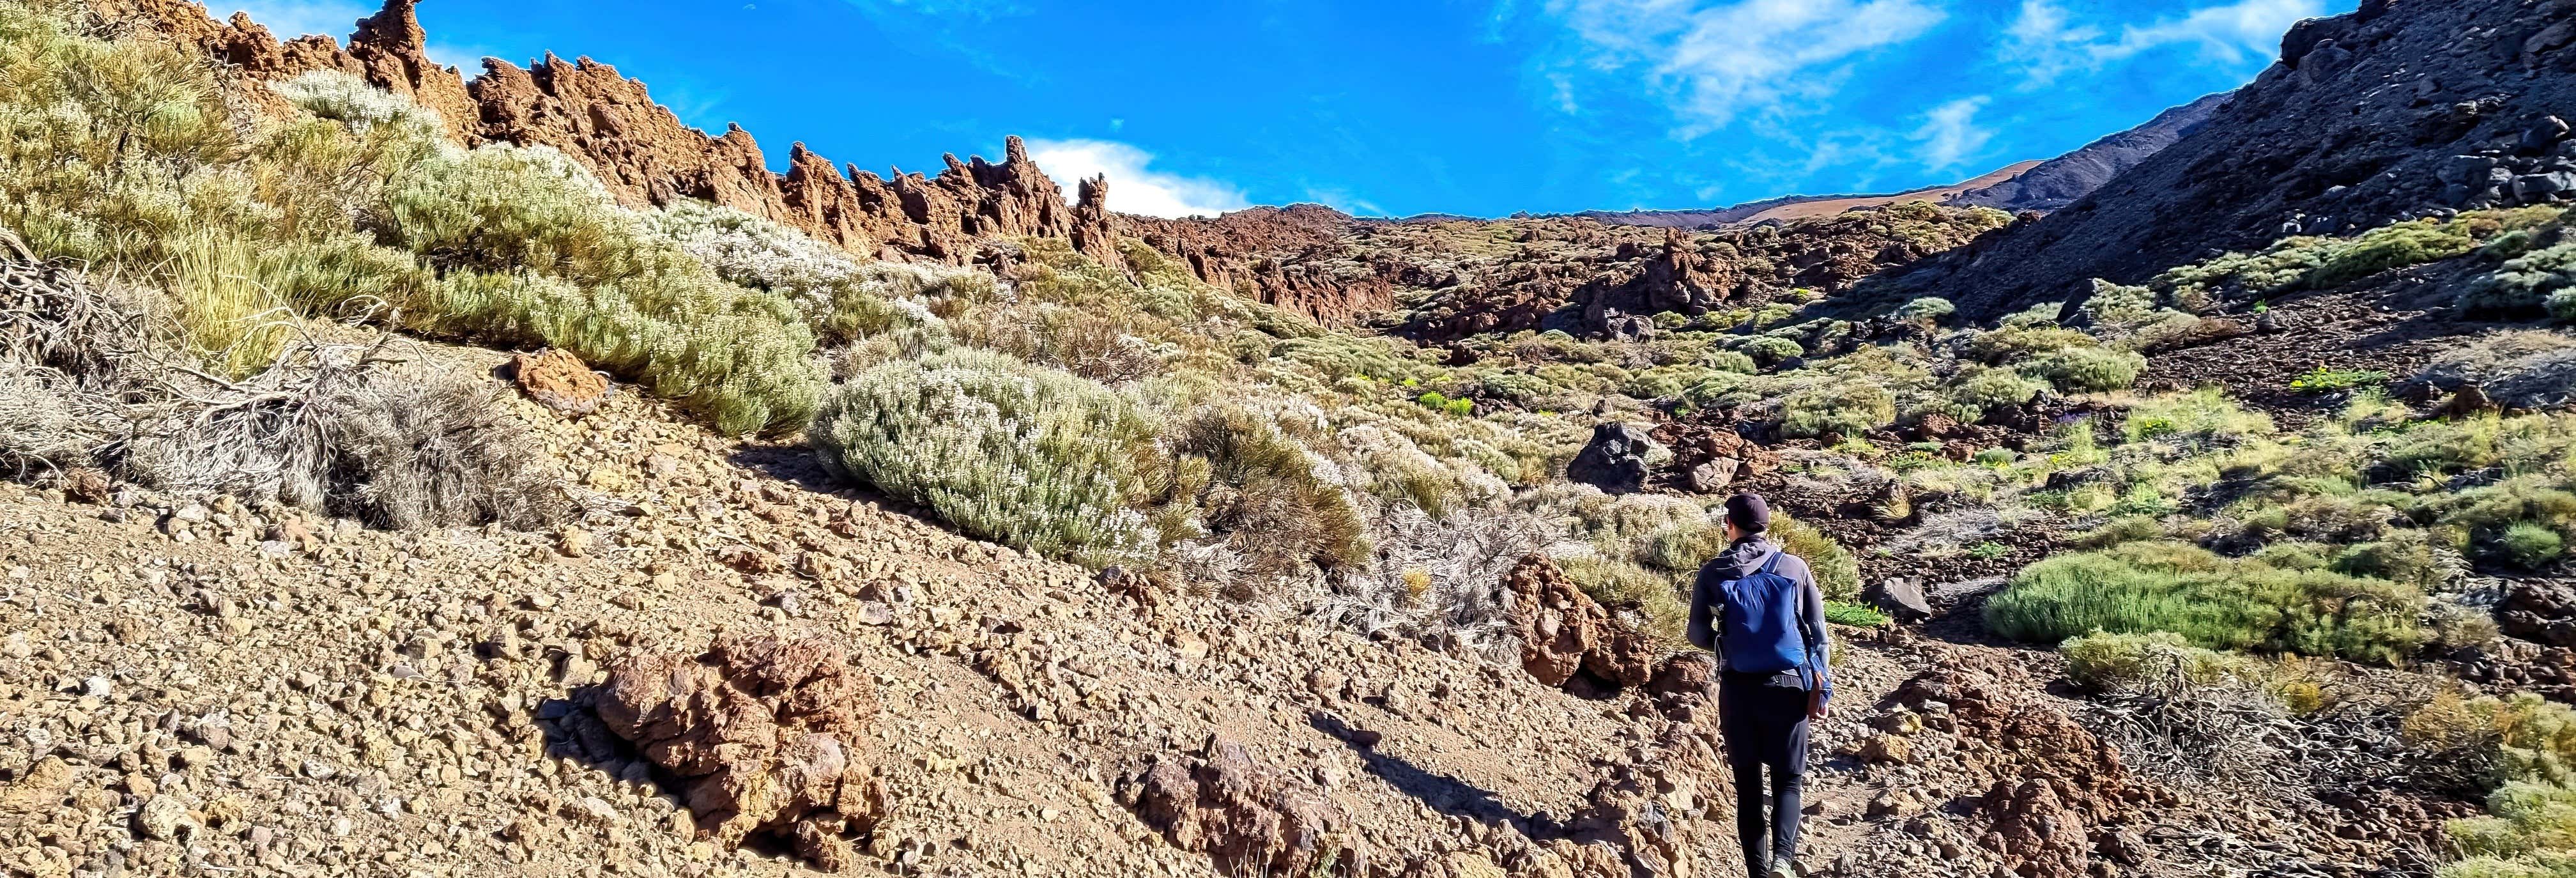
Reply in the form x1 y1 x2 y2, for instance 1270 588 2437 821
1687 493 1832 878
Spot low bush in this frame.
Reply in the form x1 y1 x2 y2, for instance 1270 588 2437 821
1951 367 2044 410
1894 297 1954 322
811 350 1158 566
1823 601 1889 628
2289 366 2389 394
1704 350 1759 374
1984 541 2425 664
2408 693 2576 875
1781 380 1897 438
2028 346 2145 392
1968 326 2095 364
1775 512 1860 602
2059 630 2253 694
395 145 825 435
2474 241 2576 316
1742 335 1803 364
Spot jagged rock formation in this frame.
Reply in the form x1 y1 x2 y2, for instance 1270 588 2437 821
1901 0 2576 319
1952 92 2230 213
1576 228 1740 331
1125 205 1396 325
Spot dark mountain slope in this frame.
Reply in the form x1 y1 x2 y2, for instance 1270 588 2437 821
1951 93 2229 213
1895 0 2576 320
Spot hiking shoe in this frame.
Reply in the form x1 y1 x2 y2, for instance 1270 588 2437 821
1767 860 1797 878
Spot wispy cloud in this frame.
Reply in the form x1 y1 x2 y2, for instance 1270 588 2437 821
1912 96 1992 171
2004 0 2323 85
1540 0 1947 135
1023 139 1251 219
216 0 369 40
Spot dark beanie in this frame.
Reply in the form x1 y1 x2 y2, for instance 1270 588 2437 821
1724 493 1770 533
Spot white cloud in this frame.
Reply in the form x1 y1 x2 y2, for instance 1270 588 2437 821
1023 139 1252 219
1542 0 1947 135
1912 96 1991 171
215 0 369 40
2004 0 2323 84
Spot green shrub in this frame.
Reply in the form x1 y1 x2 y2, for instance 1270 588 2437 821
2308 221 2479 288
1775 512 1860 602
1984 541 2425 663
1742 335 1804 364
2059 631 2253 693
1555 553 1689 644
393 145 824 433
1781 380 1897 438
2474 242 2576 316
2411 693 2576 875
2122 389 2273 445
2288 366 2389 394
1823 601 1890 628
810 350 1158 566
1952 368 2044 410
1164 404 1372 576
2028 346 2145 392
1894 297 1954 322
1968 326 2094 363
1704 350 1758 374
2503 522 2568 569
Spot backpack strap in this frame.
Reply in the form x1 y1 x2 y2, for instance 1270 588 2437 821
1790 565 1825 691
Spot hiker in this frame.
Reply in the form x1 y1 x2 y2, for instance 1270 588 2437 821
1687 492 1832 878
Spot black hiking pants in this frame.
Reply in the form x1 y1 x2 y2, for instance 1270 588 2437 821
1718 675 1811 875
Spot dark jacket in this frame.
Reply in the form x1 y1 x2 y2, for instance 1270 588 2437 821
1687 535 1833 704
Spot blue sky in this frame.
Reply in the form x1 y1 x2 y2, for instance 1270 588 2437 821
226 0 2354 218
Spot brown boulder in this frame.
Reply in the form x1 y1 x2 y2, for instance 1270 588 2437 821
1652 422 1779 495
1127 736 1367 876
1504 555 1656 691
1981 779 2092 877
595 635 889 872
2503 580 2576 647
510 348 608 415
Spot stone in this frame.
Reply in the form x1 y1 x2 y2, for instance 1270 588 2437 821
1128 736 1368 877
2527 116 2574 155
1872 576 1933 623
136 794 194 841
59 468 110 504
2502 581 2576 647
2518 172 2576 204
512 348 610 415
1567 422 1661 495
1504 555 1657 691
597 634 889 869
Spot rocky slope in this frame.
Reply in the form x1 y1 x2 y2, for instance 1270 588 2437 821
0 335 2460 878
1897 0 2576 319
1951 93 2229 213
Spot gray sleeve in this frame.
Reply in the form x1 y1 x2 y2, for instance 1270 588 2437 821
1799 571 1834 700
1685 564 1719 652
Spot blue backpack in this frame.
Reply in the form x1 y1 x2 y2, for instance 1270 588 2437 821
1718 551 1818 678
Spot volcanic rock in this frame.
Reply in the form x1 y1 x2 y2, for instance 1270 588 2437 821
1651 422 1778 495
595 634 889 871
2501 580 2576 647
1505 555 1656 691
510 348 609 415
1567 422 1661 495
1126 736 1367 877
